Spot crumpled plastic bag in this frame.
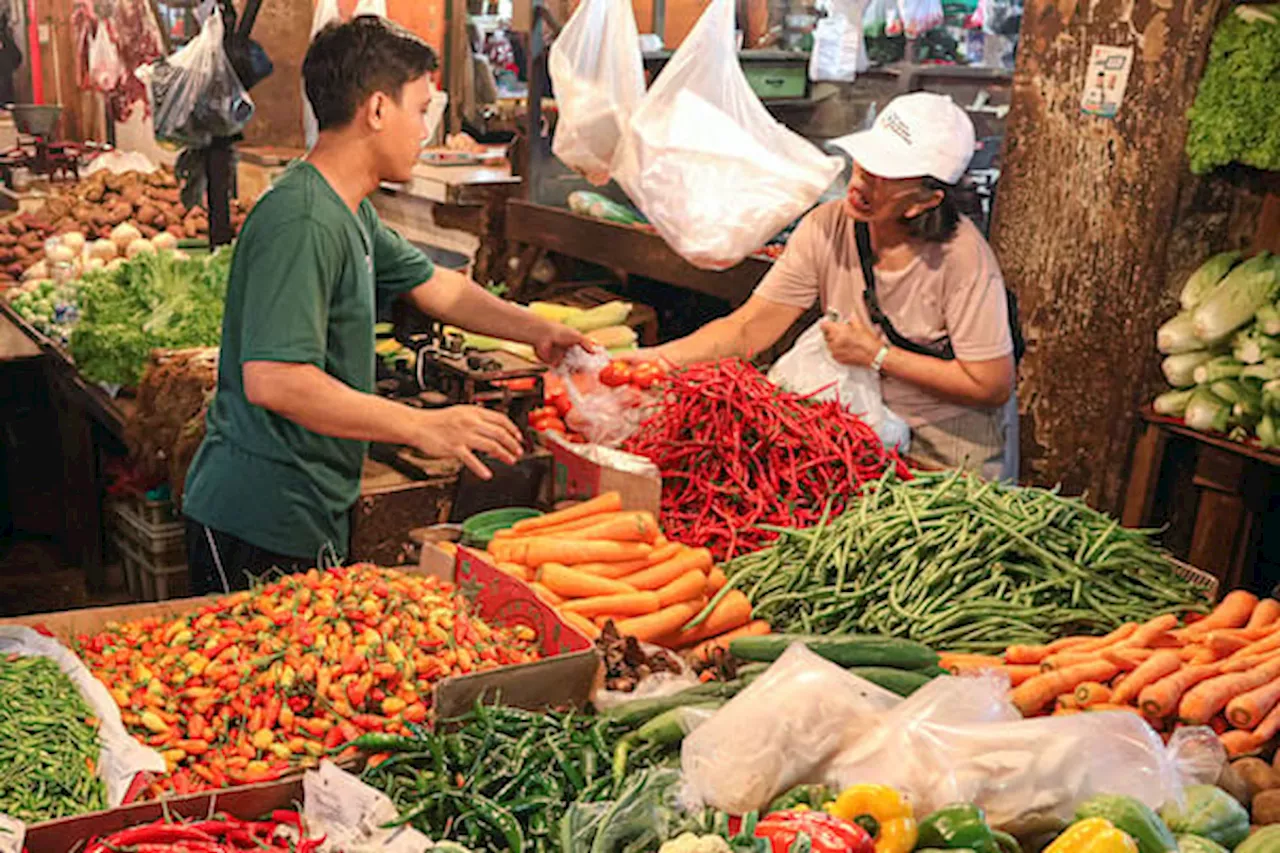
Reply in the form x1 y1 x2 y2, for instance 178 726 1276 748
809 0 870 82
897 0 944 37
88 24 125 93
549 0 645 185
0 626 166 806
681 644 900 814
613 0 841 270
767 319 911 452
555 347 653 447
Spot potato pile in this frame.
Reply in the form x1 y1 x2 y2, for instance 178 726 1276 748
0 169 248 286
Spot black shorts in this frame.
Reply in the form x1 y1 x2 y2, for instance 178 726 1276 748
184 519 315 596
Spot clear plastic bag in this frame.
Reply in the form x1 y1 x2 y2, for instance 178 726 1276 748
0 626 167 806
897 0 944 37
825 673 1221 826
613 0 841 270
302 0 387 149
809 0 870 82
548 0 645 186
681 644 900 814
561 767 710 851
862 0 890 37
767 319 912 451
555 347 652 447
88 24 125 93
141 7 254 147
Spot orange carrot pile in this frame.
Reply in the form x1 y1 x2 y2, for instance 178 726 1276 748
944 590 1280 757
486 492 770 651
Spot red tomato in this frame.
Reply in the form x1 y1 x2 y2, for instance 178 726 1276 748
548 390 572 418
537 417 567 434
598 361 632 387
530 406 558 423
630 362 663 390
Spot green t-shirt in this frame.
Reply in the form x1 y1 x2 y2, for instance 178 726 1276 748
184 162 434 560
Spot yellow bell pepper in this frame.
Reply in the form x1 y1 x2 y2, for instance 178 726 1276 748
825 784 918 853
1045 819 1139 853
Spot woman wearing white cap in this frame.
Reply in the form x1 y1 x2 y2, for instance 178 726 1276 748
631 92 1018 479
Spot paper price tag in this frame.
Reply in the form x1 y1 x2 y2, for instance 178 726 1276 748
304 762 430 853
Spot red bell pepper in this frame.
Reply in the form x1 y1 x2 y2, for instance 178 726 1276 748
755 810 875 853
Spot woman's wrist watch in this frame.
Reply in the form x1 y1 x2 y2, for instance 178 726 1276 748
870 344 891 373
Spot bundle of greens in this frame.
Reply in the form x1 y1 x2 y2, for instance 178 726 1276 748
68 247 230 387
1185 4 1280 175
1152 250 1280 448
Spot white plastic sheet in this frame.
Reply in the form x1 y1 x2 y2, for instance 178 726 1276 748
613 0 841 270
549 0 645 185
0 626 166 807
767 319 911 452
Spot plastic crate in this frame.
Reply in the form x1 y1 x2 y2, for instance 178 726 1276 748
110 499 185 565
1171 557 1219 601
134 495 178 526
114 532 189 602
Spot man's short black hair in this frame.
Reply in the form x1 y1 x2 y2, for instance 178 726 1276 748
303 16 438 132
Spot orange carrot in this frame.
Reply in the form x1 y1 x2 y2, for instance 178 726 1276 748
495 561 532 581
1185 590 1260 637
1075 682 1113 707
616 602 702 643
511 492 622 534
1070 623 1139 653
566 558 653 579
1001 665 1042 687
437 541 459 556
1084 703 1148 717
1052 707 1083 717
1179 657 1280 724
529 582 565 607
1041 652 1103 671
1056 693 1081 711
494 513 620 540
622 548 714 591
508 538 651 567
706 567 728 594
1047 635 1099 652
557 511 660 544
1219 729 1267 758
538 563 635 599
939 653 1004 671
643 543 684 566
655 570 710 608
653 534 669 548
1227 698 1280 757
561 591 661 618
1010 660 1120 716
1227 630 1280 662
560 611 600 640
655 590 753 649
1227 673 1280 729
687 620 771 663
1006 645 1054 665
1111 650 1183 706
1139 664 1221 718
1207 633 1251 660
1120 614 1179 648
1103 647 1156 670
1248 598 1280 630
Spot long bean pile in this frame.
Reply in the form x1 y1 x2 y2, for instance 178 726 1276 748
623 358 910 561
0 654 108 821
724 471 1211 653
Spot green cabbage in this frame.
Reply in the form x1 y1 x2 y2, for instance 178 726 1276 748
1192 253 1279 343
1180 251 1242 311
1157 311 1203 354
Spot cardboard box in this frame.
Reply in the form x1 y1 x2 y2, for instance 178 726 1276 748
544 432 662 518
25 777 305 853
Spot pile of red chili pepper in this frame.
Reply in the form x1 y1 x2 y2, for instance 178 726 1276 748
75 564 541 796
84 810 323 853
622 359 910 561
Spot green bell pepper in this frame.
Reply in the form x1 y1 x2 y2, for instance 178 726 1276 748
1077 795 1178 853
1177 835 1230 853
917 804 1020 853
1160 786 1250 850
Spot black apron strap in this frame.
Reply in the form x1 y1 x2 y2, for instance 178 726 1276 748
855 221 957 361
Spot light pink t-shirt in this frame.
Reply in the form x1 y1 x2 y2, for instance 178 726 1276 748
755 201 1012 429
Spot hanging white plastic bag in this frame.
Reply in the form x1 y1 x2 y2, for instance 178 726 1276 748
898 0 944 38
613 0 841 270
88 24 125 93
863 0 890 37
768 319 911 452
141 7 254 147
809 0 870 82
549 0 645 185
303 0 387 149
681 644 900 814
0 626 167 806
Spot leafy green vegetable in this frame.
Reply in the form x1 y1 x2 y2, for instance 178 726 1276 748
1192 253 1280 343
68 248 231 386
1185 5 1280 175
1180 251 1242 311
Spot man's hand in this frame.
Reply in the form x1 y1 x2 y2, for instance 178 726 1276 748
533 323 591 366
609 346 673 366
410 406 524 480
821 316 885 368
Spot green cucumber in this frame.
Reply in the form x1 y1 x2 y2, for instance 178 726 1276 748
729 634 939 670
848 666 935 696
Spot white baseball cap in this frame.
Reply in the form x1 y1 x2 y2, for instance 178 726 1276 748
828 92 977 185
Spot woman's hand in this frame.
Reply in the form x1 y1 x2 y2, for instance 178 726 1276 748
821 316 884 367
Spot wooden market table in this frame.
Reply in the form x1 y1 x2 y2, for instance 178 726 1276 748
1122 406 1280 593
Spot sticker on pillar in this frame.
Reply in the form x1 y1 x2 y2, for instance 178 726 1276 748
1080 45 1134 119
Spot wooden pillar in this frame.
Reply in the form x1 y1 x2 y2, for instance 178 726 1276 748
989 0 1267 512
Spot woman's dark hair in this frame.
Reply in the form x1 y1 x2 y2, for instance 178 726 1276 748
902 177 972 243
303 16 438 132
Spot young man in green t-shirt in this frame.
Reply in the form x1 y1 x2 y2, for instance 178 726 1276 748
182 17 585 593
